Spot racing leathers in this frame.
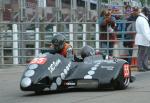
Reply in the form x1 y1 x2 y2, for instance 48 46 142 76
58 43 74 61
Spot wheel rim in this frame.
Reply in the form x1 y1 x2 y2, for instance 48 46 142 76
123 77 130 87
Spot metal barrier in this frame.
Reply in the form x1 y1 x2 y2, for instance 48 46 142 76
0 21 137 66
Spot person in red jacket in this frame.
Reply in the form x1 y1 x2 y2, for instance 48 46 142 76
51 34 74 61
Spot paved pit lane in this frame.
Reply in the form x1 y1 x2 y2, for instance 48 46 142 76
0 66 150 103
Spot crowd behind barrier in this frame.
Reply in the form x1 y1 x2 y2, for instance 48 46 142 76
0 5 147 66
0 20 137 66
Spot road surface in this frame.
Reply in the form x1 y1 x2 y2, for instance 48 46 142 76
0 66 150 103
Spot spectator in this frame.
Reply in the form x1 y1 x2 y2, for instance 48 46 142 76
127 7 139 21
124 5 132 19
111 6 124 38
98 9 116 55
112 6 122 21
135 7 150 72
124 6 140 64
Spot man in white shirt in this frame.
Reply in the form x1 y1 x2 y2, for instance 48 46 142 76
135 7 150 72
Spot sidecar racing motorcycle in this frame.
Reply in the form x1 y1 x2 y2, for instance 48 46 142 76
20 50 135 93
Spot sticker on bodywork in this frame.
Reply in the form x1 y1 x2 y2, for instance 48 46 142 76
48 59 61 73
123 64 130 78
30 57 47 64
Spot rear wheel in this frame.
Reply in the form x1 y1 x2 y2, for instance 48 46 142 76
113 64 130 90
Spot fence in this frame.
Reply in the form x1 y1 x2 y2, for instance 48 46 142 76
0 21 137 66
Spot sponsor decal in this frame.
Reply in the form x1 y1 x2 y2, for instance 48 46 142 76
30 58 38 64
60 62 71 80
101 66 114 70
36 58 47 64
28 64 38 70
93 60 116 64
84 75 92 79
20 77 31 88
65 82 76 86
50 83 57 90
56 77 62 86
30 57 47 64
48 59 61 73
24 70 35 77
123 64 130 78
102 60 116 63
49 62 72 90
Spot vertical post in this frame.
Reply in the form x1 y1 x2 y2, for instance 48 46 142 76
96 0 101 52
19 0 26 64
12 24 19 64
86 0 91 20
53 25 57 36
1 32 4 64
69 24 73 47
145 0 148 7
0 1 4 64
83 24 86 46
35 28 40 57
37 0 45 48
20 0 24 22
95 23 100 52
97 0 101 16
55 0 62 33
0 0 3 20
55 0 62 22
71 0 77 48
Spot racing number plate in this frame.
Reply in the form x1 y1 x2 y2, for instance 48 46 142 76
30 57 47 64
123 64 130 78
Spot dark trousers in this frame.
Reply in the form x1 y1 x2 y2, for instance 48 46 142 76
101 42 114 56
127 49 133 64
137 45 150 70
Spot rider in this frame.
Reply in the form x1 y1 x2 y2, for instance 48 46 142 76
51 34 74 61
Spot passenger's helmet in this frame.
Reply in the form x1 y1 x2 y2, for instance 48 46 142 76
51 34 66 52
80 45 95 59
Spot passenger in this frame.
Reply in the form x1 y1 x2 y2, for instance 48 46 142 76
51 34 75 61
80 45 95 59
80 45 111 61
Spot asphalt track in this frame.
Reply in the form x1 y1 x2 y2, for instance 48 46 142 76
0 66 150 103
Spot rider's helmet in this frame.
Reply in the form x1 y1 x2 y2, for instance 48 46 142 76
80 45 95 59
51 34 66 52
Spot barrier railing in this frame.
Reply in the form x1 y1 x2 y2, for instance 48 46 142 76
0 21 137 66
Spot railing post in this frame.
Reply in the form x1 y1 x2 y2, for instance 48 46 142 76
95 23 100 52
69 24 73 47
35 28 40 57
83 23 86 46
53 25 57 36
12 24 19 64
0 32 4 64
